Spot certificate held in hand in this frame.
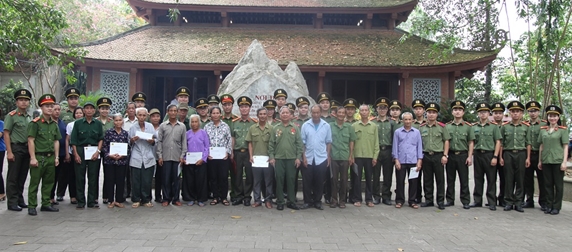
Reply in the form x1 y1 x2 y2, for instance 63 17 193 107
209 147 226 159
252 155 269 168
186 152 202 164
135 131 153 140
84 146 99 160
110 142 128 156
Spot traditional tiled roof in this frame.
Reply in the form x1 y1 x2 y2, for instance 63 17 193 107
57 26 497 68
137 0 415 8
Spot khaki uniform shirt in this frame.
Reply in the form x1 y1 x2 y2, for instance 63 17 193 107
501 122 530 150
420 122 451 152
59 108 75 124
232 117 257 150
329 121 356 161
268 122 303 160
4 109 31 144
352 120 379 159
526 120 547 151
473 121 502 151
446 121 475 151
537 126 569 164
245 122 273 156
372 117 393 147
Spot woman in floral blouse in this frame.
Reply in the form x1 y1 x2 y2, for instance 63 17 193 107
204 107 232 206
102 114 129 208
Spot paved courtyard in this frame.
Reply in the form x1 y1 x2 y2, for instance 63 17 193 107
0 164 569 252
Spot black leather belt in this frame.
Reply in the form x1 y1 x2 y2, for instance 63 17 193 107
12 142 27 146
476 150 493 154
530 151 539 155
450 151 467 155
36 152 53 157
423 151 443 156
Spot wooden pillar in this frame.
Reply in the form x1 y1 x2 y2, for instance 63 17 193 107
214 70 222 92
318 71 325 93
399 72 408 102
136 69 144 93
130 68 138 98
175 14 182 26
365 13 373 29
83 67 92 97
146 9 156 26
91 68 101 93
449 71 458 100
314 13 323 29
388 13 397 30
221 12 229 27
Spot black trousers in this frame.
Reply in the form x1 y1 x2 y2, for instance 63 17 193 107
353 158 373 203
132 165 154 204
6 144 29 207
524 152 546 206
422 153 445 204
182 163 208 202
154 160 163 202
543 164 564 210
445 152 470 205
395 164 419 205
56 158 76 199
162 161 180 203
0 151 4 194
497 162 505 204
503 150 526 206
208 159 229 201
375 148 394 201
124 164 131 198
472 151 497 206
301 160 327 204
234 151 253 200
103 164 126 203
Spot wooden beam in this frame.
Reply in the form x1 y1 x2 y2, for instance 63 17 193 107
365 13 373 29
214 70 222 91
314 13 323 29
221 12 229 27
318 71 325 93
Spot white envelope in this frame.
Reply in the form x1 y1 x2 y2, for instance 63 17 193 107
109 142 128 156
210 147 226 159
84 146 99 160
135 131 153 140
252 155 269 168
409 167 419 179
186 152 203 164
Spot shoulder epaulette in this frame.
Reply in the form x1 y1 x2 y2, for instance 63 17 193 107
233 114 238 119
542 119 547 123
490 121 498 125
464 121 473 126
446 121 453 124
540 126 549 129
251 118 258 123
369 116 376 121
502 121 510 125
437 122 446 127
523 120 530 123
232 117 241 122
420 123 427 127
32 117 40 122
330 112 336 118
521 121 530 126
559 125 567 129
8 110 16 116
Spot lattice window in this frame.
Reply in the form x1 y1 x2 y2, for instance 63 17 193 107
412 78 441 103
101 72 129 114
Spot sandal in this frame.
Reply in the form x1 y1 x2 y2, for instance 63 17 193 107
395 203 403 208
210 199 219 205
367 202 374 207
132 202 140 208
144 202 153 208
353 202 361 207
70 198 78 204
115 202 125 208
108 202 115 208
410 204 419 209
162 201 169 207
198 202 205 207
188 201 195 206
222 199 230 206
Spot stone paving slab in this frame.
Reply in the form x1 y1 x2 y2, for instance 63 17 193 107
1 163 570 251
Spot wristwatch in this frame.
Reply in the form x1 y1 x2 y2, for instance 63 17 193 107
97 149 101 153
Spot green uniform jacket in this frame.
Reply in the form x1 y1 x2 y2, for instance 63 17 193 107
268 122 303 160
412 119 426 130
526 120 547 151
321 115 335 124
329 121 356 161
27 117 62 153
473 121 502 151
420 122 451 152
96 117 114 132
222 114 238 133
4 109 31 144
59 108 75 124
70 118 104 146
199 118 211 129
245 122 273 156
352 120 379 159
232 117 257 150
293 117 309 129
500 121 530 150
446 121 475 151
538 126 569 164
371 116 394 147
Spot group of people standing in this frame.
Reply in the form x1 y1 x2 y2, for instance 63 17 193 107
1 86 568 216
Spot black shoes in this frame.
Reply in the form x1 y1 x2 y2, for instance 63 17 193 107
373 198 381 205
437 203 445 210
287 203 300 210
462 204 470 210
489 205 497 211
544 208 553 214
56 196 64 202
314 203 323 210
18 203 28 208
299 203 313 210
381 199 392 206
469 202 482 208
550 209 559 215
515 205 524 212
40 205 59 212
503 205 512 211
420 202 434 207
232 199 243 206
8 205 22 211
444 202 454 207
28 208 37 216
243 199 251 206
521 202 534 208
277 204 284 211
540 205 547 212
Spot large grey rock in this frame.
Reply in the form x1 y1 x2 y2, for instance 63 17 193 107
217 40 315 117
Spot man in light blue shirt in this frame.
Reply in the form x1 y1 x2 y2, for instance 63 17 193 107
392 112 423 209
300 105 332 210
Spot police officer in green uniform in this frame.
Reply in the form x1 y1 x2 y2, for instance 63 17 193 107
219 94 239 201
96 97 114 132
177 103 191 131
4 89 32 211
317 92 334 123
207 94 220 109
263 100 278 125
420 102 451 210
330 100 341 117
27 94 62 216
523 101 547 209
491 102 507 206
232 96 257 206
537 105 568 215
195 98 210 128
60 88 80 124
444 101 475 209
344 98 358 123
70 102 104 209
269 105 303 210
499 101 530 212
389 100 403 129
163 88 197 121
471 102 502 210
411 99 426 203
273 89 288 113
372 97 394 205
293 97 310 128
